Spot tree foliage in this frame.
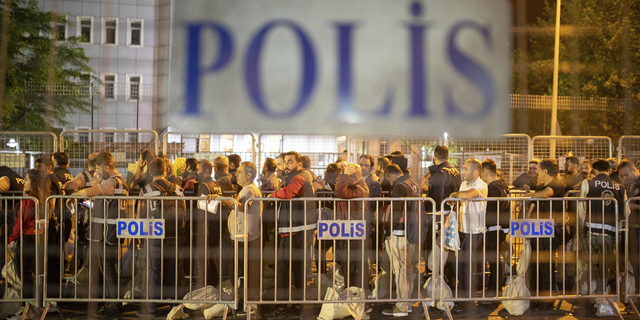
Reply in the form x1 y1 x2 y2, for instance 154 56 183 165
0 0 95 131
513 0 640 141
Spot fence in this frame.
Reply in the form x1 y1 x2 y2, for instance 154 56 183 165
626 197 640 314
40 195 239 318
618 136 640 165
0 132 57 177
258 134 349 178
531 136 613 166
162 132 256 164
59 130 159 178
448 134 531 185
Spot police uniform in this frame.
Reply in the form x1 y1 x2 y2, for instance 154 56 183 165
579 173 626 294
140 179 186 313
626 175 640 291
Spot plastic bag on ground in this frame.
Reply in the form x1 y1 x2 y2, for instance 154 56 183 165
166 304 189 320
368 270 389 299
427 241 449 274
502 240 531 316
182 286 220 310
203 304 228 319
318 286 368 320
2 260 21 289
422 277 454 310
595 298 615 317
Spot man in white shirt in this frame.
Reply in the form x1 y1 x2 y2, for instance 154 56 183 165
449 159 487 310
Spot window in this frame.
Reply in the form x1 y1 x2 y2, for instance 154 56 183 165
127 19 143 47
55 21 67 40
126 74 141 101
127 132 138 143
74 127 91 143
76 16 93 44
102 18 118 45
101 73 117 100
100 127 116 143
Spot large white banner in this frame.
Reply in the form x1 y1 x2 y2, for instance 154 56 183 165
170 0 511 137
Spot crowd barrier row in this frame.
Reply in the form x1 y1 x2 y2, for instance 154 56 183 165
1 195 638 320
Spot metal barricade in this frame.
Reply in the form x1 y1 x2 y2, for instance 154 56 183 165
531 136 613 163
258 134 348 178
618 136 640 164
243 197 438 319
59 130 159 177
41 195 239 317
350 136 443 180
625 197 640 313
438 197 622 320
0 132 57 177
0 195 43 311
162 132 256 164
448 134 531 185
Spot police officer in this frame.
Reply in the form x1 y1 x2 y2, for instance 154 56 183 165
53 152 74 187
578 159 626 302
138 159 186 316
68 151 129 316
616 160 640 291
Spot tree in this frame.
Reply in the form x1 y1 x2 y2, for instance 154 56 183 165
0 0 95 131
513 0 640 141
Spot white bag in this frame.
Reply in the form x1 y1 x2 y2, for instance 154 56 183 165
182 286 220 310
203 304 228 319
368 270 390 299
501 241 531 316
318 286 368 320
427 241 449 272
2 260 21 289
595 298 615 317
166 304 189 320
442 211 460 251
422 277 454 310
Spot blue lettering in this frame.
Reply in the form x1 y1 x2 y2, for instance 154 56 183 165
336 23 393 119
117 221 126 235
510 221 519 236
319 222 328 238
444 21 495 120
245 21 316 118
140 221 149 236
544 221 553 235
355 223 365 237
185 23 234 115
407 1 431 117
532 222 540 236
154 221 164 236
521 222 530 236
341 223 350 237
329 223 340 237
128 221 138 235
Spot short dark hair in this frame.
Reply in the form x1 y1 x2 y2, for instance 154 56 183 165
466 158 482 173
565 156 579 166
228 154 241 168
240 161 257 181
301 156 312 170
359 154 374 167
53 152 69 166
529 159 540 165
581 159 592 166
87 153 99 169
389 154 408 171
384 163 403 177
336 157 345 163
141 149 156 163
199 159 213 174
390 151 404 157
148 159 166 177
433 146 449 161
592 159 610 172
276 153 285 161
95 151 116 169
284 151 302 164
539 159 558 176
213 156 228 172
162 158 173 173
157 153 168 159
377 157 390 170
36 155 53 168
481 159 497 175
263 158 277 172
618 159 637 172
606 157 618 169
185 158 198 172
324 163 342 185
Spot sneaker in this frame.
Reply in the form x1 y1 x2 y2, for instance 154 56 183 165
381 307 409 317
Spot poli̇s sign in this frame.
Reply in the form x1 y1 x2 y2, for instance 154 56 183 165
117 219 165 239
170 0 511 137
510 219 554 238
318 220 366 240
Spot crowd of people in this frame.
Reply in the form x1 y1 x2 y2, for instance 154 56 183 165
0 146 638 319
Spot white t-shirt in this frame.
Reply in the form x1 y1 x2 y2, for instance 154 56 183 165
459 177 488 234
228 183 262 242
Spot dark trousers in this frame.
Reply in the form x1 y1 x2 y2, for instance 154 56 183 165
485 230 507 296
147 238 178 312
238 239 261 306
89 241 120 308
629 228 640 291
457 232 483 298
15 235 37 299
529 230 563 298
192 211 219 288
276 230 314 301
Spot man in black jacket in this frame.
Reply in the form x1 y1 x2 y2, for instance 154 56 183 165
426 146 461 212
481 159 510 297
381 164 423 317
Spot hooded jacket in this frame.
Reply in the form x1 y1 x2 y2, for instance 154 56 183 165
387 174 426 244
334 173 369 221
427 161 461 211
